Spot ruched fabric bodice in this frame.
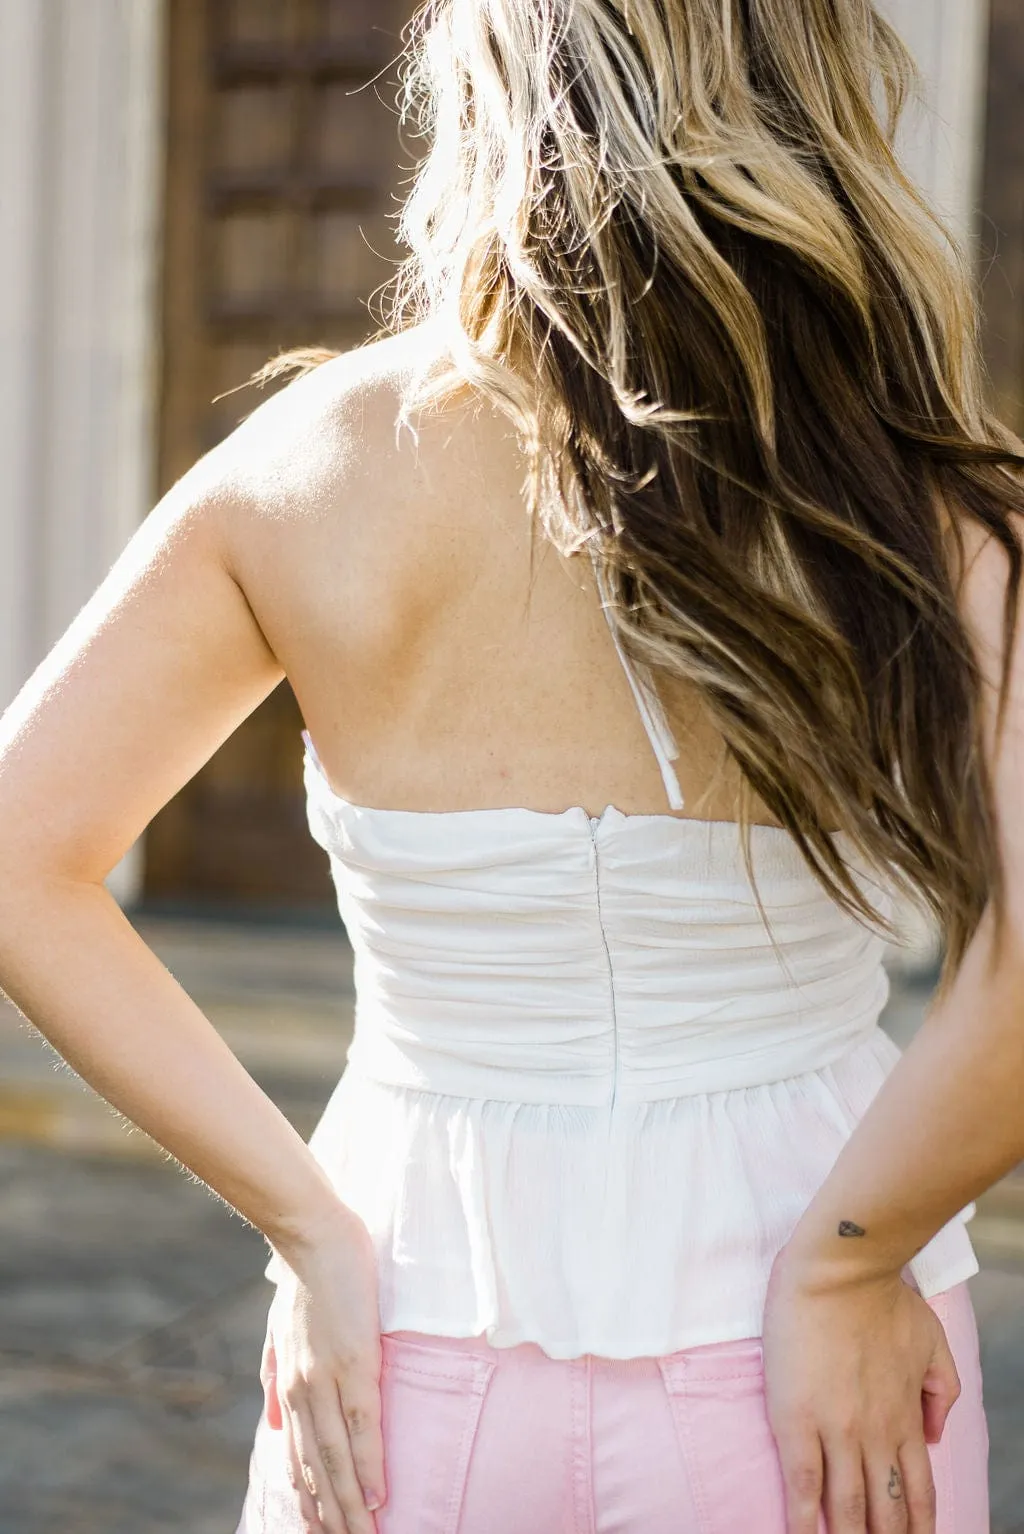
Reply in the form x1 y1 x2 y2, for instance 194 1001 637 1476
316 783 891 1104
263 737 979 1359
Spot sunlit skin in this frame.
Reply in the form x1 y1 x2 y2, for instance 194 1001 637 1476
1 327 1023 1534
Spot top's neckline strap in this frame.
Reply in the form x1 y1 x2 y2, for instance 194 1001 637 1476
585 544 685 812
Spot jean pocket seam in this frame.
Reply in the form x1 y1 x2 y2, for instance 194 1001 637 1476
380 1333 498 1386
382 1357 491 1386
379 1351 496 1534
443 1358 497 1534
658 1360 764 1390
655 1371 715 1534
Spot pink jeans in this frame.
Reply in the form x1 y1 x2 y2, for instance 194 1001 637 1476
236 1280 988 1534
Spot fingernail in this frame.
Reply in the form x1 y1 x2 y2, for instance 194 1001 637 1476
365 1492 383 1511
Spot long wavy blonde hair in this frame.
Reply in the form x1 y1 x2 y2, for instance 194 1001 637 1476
258 0 1024 984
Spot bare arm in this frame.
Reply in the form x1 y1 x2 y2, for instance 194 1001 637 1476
0 440 348 1259
763 515 1024 1534
781 518 1024 1280
0 360 389 1533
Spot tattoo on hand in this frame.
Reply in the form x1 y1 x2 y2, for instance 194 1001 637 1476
837 1219 866 1237
887 1465 903 1500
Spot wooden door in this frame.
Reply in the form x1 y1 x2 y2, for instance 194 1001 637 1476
145 0 413 911
979 0 1024 433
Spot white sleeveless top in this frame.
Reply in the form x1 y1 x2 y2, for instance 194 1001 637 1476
265 562 979 1359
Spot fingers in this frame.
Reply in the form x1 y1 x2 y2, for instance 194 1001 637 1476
820 1439 870 1534
261 1332 283 1432
861 1447 911 1534
283 1381 382 1534
764 1280 961 1534
308 1378 383 1534
288 1400 349 1534
336 1371 387 1515
896 1439 939 1534
817 1441 938 1534
920 1331 961 1445
777 1429 825 1534
284 1407 328 1533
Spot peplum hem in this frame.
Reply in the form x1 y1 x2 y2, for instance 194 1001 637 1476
264 1026 978 1361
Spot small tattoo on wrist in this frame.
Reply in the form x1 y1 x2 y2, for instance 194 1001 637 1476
837 1219 866 1238
887 1465 903 1500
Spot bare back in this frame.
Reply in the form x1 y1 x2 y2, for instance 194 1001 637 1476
225 327 764 827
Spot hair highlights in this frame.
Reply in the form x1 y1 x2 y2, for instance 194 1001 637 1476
379 0 1024 982
260 1 1024 982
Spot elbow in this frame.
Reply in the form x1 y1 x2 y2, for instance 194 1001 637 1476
0 841 107 928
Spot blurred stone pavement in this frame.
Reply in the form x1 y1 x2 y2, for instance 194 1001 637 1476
0 917 1022 1533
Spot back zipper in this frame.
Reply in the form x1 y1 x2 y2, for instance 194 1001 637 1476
587 814 619 1115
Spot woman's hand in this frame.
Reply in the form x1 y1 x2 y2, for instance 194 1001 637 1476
264 1206 387 1534
762 1250 961 1534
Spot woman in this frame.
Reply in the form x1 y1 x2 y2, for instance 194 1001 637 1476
1 0 1023 1529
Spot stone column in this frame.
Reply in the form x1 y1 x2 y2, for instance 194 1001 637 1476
883 0 990 250
0 0 165 905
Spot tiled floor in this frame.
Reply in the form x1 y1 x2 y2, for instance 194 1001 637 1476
0 1142 268 1534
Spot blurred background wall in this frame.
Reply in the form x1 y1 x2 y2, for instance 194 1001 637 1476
1 0 1021 923
887 0 990 244
0 0 165 904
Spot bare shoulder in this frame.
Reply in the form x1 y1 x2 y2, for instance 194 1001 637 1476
207 323 512 542
0 323 526 874
198 323 525 659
